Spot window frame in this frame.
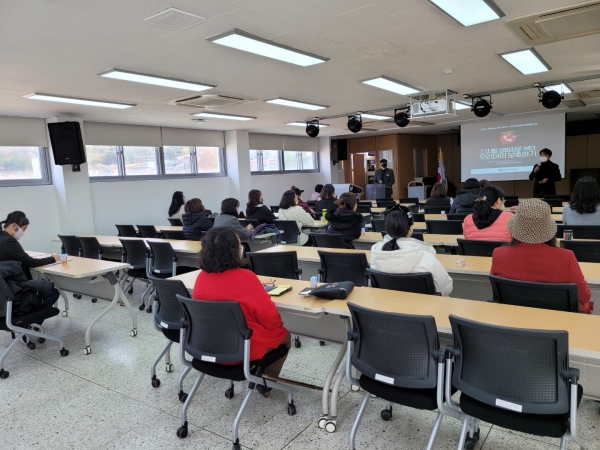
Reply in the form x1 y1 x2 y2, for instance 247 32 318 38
251 150 319 175
0 146 53 187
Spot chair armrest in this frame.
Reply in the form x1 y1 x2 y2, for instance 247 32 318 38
347 329 359 341
432 348 446 363
446 345 460 358
562 368 580 384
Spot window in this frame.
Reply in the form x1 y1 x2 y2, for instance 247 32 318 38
88 145 226 181
251 150 318 174
262 150 282 171
0 146 51 186
249 150 259 172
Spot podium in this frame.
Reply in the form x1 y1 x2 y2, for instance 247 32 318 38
366 184 386 200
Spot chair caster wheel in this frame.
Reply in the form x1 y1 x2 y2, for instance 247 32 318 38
176 425 188 438
380 406 392 421
325 419 337 433
146 306 152 313
232 443 241 450
178 391 188 402
0 369 8 379
350 384 360 392
151 377 160 388
37 337 46 343
165 363 173 372
464 438 476 450
319 340 325 346
74 294 82 299
317 415 327 429
130 329 137 337
27 342 36 350
91 298 97 303
84 347 91 355
287 402 296 415
225 387 234 399
138 304 145 311
61 310 68 317
294 337 301 348
128 288 133 294
60 348 69 357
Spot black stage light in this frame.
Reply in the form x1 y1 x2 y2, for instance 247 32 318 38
394 108 410 127
540 90 562 109
472 96 492 118
306 119 320 137
347 113 362 133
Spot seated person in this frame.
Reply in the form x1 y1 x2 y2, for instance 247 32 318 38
449 178 480 214
277 190 314 245
168 191 185 221
182 198 212 240
213 198 253 241
491 198 593 314
192 227 290 396
291 186 316 219
315 184 337 215
562 176 600 225
325 193 363 249
424 182 451 209
245 189 276 225
311 184 323 201
370 205 453 296
463 185 512 241
0 211 60 308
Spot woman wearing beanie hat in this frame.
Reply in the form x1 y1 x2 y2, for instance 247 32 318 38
490 199 593 314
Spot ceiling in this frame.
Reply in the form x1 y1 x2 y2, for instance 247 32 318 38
1 0 599 139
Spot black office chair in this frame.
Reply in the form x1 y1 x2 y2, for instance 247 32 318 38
346 303 461 450
447 213 469 222
356 205 372 214
412 213 425 222
275 220 301 245
457 238 506 257
311 233 345 249
175 297 296 447
239 219 259 228
448 315 585 450
119 239 153 311
115 225 138 237
504 196 518 200
557 224 600 239
358 201 373 206
543 197 563 207
1 276 68 379
426 220 463 235
306 200 317 207
147 240 195 279
504 198 519 208
270 205 280 213
246 251 302 280
560 240 600 263
161 230 187 240
77 237 103 259
207 217 215 226
370 219 385 232
545 194 570 201
376 199 395 208
488 275 579 312
424 206 449 214
137 225 161 238
399 197 419 204
148 276 192 401
168 218 183 226
317 250 369 286
57 235 83 300
412 232 424 241
366 269 437 295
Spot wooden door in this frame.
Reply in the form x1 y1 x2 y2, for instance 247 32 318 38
352 153 366 199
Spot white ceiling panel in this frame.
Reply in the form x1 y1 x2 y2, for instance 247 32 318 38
209 8 296 39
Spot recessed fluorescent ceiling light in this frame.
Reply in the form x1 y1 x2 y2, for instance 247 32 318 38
207 29 328 66
286 122 329 127
500 48 551 75
98 68 215 92
453 101 471 110
361 113 392 120
265 98 328 110
362 76 420 95
543 83 572 94
24 93 135 109
192 112 255 121
428 0 504 26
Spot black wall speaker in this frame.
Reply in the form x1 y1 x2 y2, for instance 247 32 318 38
48 122 86 167
331 139 348 162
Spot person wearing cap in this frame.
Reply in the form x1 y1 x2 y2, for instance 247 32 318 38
491 198 593 314
370 205 453 296
290 185 316 219
528 148 562 198
373 159 395 199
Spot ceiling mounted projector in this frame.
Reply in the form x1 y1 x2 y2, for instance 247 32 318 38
539 88 563 109
347 113 362 133
306 118 320 137
394 108 410 127
472 96 492 117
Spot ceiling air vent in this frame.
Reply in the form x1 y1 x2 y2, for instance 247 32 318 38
507 0 600 45
164 93 257 109
574 89 600 99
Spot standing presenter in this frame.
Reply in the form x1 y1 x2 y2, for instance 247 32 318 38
529 148 562 198
374 159 395 199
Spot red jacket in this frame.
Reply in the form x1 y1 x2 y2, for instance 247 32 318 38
491 243 593 314
463 211 512 241
192 268 289 360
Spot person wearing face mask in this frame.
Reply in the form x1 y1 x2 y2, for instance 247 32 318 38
463 185 512 241
529 148 562 198
213 198 253 241
373 158 395 199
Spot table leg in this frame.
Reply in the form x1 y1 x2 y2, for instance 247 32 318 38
44 274 70 317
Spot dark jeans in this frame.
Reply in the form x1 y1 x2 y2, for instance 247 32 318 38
43 288 60 308
385 187 393 199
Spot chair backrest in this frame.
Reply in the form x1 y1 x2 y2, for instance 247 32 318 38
239 219 259 228
204 209 212 216
161 230 187 240
399 197 419 204
412 213 425 222
58 235 81 256
147 240 177 275
366 269 436 295
306 200 317 207
348 302 439 389
318 250 369 286
560 240 600 263
208 217 215 226
77 237 103 259
504 196 518 200
504 199 519 208
137 225 159 238
270 205 280 213
274 220 301 245
0 275 13 319
370 219 386 232
449 314 569 415
489 275 579 312
457 238 506 257
426 220 463 235
446 213 469 222
356 205 372 214
119 239 148 269
149 275 189 329
412 232 424 242
543 198 563 207
115 225 137 237
556 224 600 239
177 296 248 364
424 206 448 214
312 233 345 249
168 218 183 226
376 200 395 208
358 201 373 206
246 251 301 279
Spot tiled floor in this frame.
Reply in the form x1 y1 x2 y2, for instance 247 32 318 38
1 285 599 450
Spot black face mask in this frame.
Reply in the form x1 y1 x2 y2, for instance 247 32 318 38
381 163 387 168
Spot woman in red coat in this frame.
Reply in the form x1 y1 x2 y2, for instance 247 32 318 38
192 227 290 396
491 198 593 314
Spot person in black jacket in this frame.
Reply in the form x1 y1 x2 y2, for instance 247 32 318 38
182 198 213 240
325 193 364 249
424 182 451 208
449 178 481 214
315 184 337 216
529 148 562 198
245 189 276 224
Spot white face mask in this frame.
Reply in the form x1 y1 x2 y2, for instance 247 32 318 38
540 156 548 163
13 226 25 241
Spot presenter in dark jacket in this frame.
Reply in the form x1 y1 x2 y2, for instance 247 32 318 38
425 182 451 208
325 193 364 249
449 178 481 214
245 189 276 224
529 148 562 198
373 159 395 199
182 198 212 240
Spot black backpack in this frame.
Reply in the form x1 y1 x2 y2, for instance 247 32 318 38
12 287 44 316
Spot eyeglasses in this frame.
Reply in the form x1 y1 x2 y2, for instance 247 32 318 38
262 278 276 287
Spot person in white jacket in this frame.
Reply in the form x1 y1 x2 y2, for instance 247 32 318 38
277 190 315 245
370 205 453 296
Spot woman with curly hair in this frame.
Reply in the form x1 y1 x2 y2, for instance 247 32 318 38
562 176 600 225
